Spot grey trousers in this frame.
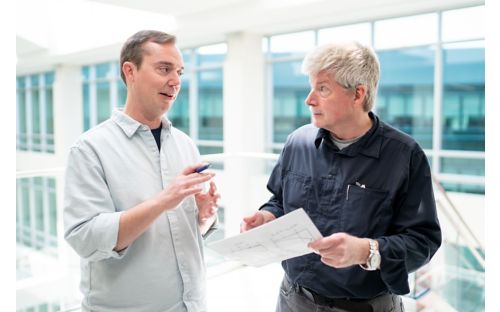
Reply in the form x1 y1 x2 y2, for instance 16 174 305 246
275 275 405 312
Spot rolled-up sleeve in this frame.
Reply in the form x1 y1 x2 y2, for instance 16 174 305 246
378 149 442 294
63 144 126 262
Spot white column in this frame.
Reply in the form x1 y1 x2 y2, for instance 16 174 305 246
52 65 84 279
222 32 267 236
53 65 83 162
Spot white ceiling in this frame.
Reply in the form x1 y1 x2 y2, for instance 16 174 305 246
16 0 484 72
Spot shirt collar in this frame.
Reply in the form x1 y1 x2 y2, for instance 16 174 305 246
111 108 172 138
314 111 383 159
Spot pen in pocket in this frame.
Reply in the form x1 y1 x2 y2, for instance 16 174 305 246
346 181 366 200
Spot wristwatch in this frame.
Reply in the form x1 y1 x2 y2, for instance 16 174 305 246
360 239 381 271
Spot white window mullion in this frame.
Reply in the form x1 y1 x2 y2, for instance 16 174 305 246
190 51 198 140
39 74 47 153
433 12 444 175
42 178 50 248
16 181 24 243
16 82 21 149
89 66 97 128
110 62 118 111
29 178 36 247
25 76 33 151
266 57 274 151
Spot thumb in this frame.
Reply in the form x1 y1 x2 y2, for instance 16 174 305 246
243 213 258 224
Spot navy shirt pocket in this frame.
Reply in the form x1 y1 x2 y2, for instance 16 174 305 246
342 184 389 237
283 171 311 213
317 176 335 214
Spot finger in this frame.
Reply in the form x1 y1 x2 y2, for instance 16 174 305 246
181 163 205 175
212 193 221 203
243 214 257 224
209 181 217 195
184 173 215 187
320 256 338 268
308 238 326 250
181 186 204 197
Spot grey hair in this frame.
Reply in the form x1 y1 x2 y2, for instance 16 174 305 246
301 41 380 112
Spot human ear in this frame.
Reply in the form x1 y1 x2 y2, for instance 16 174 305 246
122 61 136 84
354 85 367 104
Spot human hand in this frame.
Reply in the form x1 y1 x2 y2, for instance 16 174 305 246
240 211 276 232
153 163 215 211
308 233 370 268
195 181 220 223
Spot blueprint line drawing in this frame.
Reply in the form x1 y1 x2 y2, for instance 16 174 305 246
207 208 323 267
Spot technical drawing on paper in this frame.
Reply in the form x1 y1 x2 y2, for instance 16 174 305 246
207 208 323 267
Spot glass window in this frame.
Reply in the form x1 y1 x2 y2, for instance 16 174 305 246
272 61 310 143
82 62 123 130
95 62 111 79
48 189 57 237
34 188 44 232
17 79 28 150
442 41 484 151
197 44 227 67
82 66 90 81
318 23 371 46
117 81 127 108
441 182 484 194
270 31 315 58
45 87 54 152
198 69 223 140
97 81 111 124
31 88 41 151
198 146 223 155
440 157 484 176
168 76 190 134
376 47 435 148
442 6 484 42
16 177 58 251
21 181 31 228
82 83 91 130
30 75 39 87
374 13 437 49
16 72 55 153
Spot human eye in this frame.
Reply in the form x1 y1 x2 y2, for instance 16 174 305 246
318 85 331 97
158 66 172 74
178 69 184 76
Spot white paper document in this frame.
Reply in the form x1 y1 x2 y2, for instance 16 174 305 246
207 208 323 267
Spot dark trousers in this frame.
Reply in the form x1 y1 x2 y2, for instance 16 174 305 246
276 275 405 312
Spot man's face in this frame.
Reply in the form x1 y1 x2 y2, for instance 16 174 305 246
129 41 184 117
305 71 357 132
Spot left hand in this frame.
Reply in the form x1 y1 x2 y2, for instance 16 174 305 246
195 181 220 223
308 233 370 268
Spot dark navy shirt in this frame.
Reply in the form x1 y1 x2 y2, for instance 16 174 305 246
151 124 162 151
260 112 441 299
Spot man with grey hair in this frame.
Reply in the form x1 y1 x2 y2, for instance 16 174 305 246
64 30 219 312
241 41 441 311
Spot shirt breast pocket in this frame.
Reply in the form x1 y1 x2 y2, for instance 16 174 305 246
342 184 389 237
283 171 311 213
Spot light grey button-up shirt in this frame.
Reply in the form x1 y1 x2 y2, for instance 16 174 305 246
64 110 207 312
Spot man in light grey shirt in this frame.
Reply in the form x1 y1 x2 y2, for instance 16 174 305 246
64 30 220 312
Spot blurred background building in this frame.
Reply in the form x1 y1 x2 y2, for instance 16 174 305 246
16 0 485 311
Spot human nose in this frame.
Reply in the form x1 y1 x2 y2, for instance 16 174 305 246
305 89 316 106
168 72 181 87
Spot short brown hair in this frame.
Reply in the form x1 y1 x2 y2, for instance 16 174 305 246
120 30 176 84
